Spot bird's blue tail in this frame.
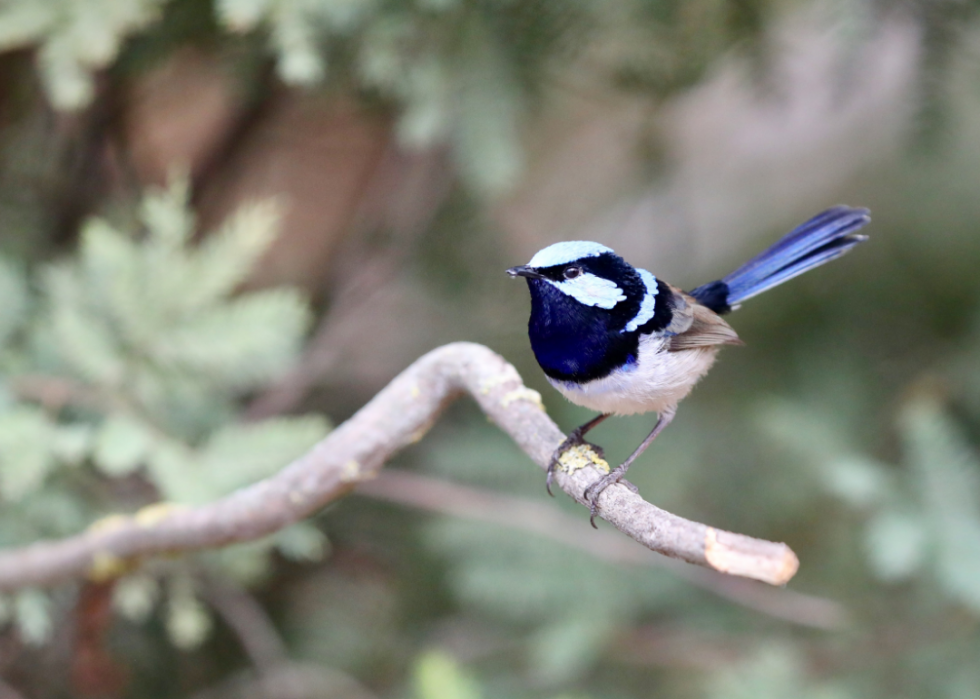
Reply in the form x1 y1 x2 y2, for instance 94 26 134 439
690 206 870 314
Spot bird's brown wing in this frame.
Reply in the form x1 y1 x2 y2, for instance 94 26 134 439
663 284 742 352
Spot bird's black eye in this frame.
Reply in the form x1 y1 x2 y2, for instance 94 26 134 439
563 266 582 280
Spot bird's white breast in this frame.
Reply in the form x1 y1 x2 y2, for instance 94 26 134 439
548 333 719 415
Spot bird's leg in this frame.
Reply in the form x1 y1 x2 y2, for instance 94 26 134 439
583 405 677 528
546 413 610 496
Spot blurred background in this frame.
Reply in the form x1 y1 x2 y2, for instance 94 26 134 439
1 0 980 697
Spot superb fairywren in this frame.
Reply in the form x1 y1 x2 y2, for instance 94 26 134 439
507 206 870 526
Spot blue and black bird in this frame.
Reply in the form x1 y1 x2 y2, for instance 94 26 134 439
507 206 871 526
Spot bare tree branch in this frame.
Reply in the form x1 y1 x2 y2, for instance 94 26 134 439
198 574 288 672
359 470 843 629
0 343 799 592
198 573 378 699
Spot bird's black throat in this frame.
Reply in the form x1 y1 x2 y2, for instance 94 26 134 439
524 274 644 383
521 251 677 383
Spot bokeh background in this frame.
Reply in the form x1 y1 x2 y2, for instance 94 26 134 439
1 0 980 697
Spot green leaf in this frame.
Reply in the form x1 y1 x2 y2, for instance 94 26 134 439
822 455 894 508
0 3 56 48
426 519 658 623
413 650 482 699
79 218 139 298
900 396 980 611
113 574 160 623
357 17 415 91
207 538 275 585
38 32 94 109
166 575 211 650
272 4 326 84
144 416 326 505
151 289 312 390
901 397 980 523
145 438 209 504
450 15 523 197
77 218 151 343
185 200 281 310
756 399 849 463
25 0 166 110
51 424 94 465
93 415 154 476
7 486 91 541
315 0 369 31
275 522 329 562
935 521 980 613
141 175 194 248
218 0 339 85
216 0 272 31
14 589 51 646
528 615 613 684
0 407 56 500
704 645 851 699
864 510 927 582
196 416 328 498
34 182 310 418
397 57 452 147
45 294 124 384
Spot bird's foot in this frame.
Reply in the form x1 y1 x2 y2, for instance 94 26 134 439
545 431 605 497
583 471 637 528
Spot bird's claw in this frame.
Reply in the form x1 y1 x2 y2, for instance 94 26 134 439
545 433 605 497
584 473 637 528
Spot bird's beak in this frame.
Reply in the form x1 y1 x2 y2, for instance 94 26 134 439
506 265 545 280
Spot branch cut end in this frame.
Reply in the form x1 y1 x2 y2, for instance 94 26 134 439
704 527 800 586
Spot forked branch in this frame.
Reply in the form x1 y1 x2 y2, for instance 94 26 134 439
0 343 798 591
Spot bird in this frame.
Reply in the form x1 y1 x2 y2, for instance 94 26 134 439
506 205 871 527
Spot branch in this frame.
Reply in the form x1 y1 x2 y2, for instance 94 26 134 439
359 470 842 629
198 574 288 672
197 573 378 699
0 343 799 591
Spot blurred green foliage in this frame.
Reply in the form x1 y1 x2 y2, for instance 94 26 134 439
0 0 785 197
0 178 327 647
0 0 979 698
0 0 167 108
413 650 483 699
766 390 980 611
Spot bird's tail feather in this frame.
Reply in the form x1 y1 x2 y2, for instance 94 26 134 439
690 206 870 313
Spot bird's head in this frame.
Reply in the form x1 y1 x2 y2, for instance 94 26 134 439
507 241 669 381
507 241 651 326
